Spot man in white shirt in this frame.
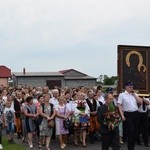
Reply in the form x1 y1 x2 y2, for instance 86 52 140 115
49 89 59 108
117 81 142 150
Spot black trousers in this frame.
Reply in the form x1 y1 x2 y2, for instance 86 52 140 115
101 129 120 150
123 120 127 142
124 111 139 150
136 112 149 145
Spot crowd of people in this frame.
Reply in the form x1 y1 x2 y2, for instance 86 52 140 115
0 83 149 150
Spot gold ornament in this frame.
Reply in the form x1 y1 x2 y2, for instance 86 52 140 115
126 50 146 72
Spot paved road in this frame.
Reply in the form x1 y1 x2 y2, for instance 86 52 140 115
17 136 150 150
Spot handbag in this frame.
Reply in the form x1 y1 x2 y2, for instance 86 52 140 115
47 103 55 128
63 118 73 129
63 105 73 129
48 119 55 128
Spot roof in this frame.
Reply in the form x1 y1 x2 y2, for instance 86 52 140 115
0 65 11 78
64 76 96 80
59 69 88 76
13 68 96 79
59 69 72 74
13 72 64 77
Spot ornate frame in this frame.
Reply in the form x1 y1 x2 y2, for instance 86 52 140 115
117 45 150 94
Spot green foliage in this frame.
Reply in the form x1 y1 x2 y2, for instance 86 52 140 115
103 76 117 85
108 102 115 112
2 136 26 150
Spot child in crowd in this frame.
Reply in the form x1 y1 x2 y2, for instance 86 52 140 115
3 100 16 144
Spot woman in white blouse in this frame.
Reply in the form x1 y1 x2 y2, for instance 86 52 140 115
72 92 90 147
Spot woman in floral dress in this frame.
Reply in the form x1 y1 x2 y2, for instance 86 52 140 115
38 94 55 150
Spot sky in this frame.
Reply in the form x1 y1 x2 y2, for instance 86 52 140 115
0 0 150 78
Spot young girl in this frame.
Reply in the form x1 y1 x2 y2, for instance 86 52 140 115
3 100 15 144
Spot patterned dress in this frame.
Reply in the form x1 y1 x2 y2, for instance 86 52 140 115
40 104 53 137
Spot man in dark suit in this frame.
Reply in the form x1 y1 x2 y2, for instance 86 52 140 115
97 93 120 150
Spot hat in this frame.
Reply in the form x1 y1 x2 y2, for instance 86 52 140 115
105 87 113 93
125 81 133 87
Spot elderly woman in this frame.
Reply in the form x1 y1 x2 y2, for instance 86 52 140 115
38 94 55 150
72 92 90 147
55 96 70 149
24 96 38 148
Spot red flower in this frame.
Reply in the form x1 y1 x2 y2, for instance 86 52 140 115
104 110 121 131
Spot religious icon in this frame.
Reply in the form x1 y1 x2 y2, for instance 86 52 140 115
117 45 149 94
125 51 146 72
124 50 147 91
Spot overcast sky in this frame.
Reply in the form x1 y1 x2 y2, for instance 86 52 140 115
0 0 150 78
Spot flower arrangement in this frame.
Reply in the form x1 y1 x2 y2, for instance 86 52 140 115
76 100 86 112
104 102 121 131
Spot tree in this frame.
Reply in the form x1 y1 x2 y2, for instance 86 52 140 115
97 74 104 83
103 76 118 85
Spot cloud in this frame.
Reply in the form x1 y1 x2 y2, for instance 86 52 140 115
0 0 150 77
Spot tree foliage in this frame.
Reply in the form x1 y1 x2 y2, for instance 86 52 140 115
103 75 117 85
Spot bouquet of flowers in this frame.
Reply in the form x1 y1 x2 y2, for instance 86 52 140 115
76 100 86 112
103 102 121 131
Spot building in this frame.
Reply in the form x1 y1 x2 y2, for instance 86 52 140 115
0 65 11 87
13 68 96 89
59 69 96 88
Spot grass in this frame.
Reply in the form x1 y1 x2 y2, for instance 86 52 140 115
2 136 26 150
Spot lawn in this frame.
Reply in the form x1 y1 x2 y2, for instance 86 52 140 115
2 136 26 150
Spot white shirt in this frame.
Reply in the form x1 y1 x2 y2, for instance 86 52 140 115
3 107 15 123
49 97 59 109
97 95 105 104
138 97 150 113
117 91 138 112
2 96 7 103
33 98 38 105
113 98 118 106
66 101 76 112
